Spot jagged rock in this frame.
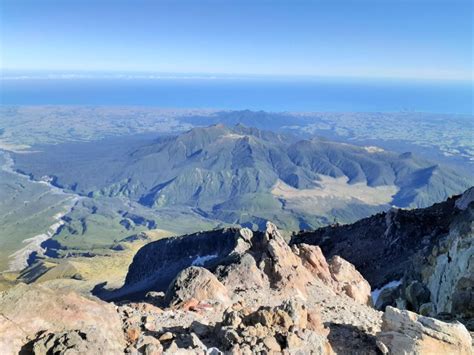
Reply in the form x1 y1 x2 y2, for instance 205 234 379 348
113 220 380 354
290 189 470 288
259 222 315 296
295 243 374 306
405 280 431 311
455 187 474 210
233 227 254 255
124 228 252 296
30 330 104 354
425 199 474 320
0 283 125 354
293 243 334 286
329 255 372 305
165 266 231 307
218 298 332 353
218 253 268 293
376 306 473 355
291 187 474 325
123 220 373 313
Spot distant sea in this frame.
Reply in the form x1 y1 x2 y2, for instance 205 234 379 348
0 75 472 114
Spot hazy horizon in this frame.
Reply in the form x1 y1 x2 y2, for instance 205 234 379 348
1 0 472 81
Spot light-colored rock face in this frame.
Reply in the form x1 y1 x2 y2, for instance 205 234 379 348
219 253 269 293
294 243 334 285
261 222 372 305
377 306 473 355
426 210 474 319
0 283 125 354
165 266 231 307
329 255 372 305
455 187 474 211
260 222 316 298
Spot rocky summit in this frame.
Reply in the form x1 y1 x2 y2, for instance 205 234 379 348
291 186 474 331
1 219 472 354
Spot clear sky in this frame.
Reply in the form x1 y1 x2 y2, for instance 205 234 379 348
0 0 472 80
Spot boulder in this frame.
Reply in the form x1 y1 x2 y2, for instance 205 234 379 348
165 266 231 307
329 255 372 305
376 306 473 355
218 253 268 293
0 283 125 354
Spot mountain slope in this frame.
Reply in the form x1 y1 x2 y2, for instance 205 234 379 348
13 125 473 229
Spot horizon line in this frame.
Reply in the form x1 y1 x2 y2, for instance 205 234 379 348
1 69 472 83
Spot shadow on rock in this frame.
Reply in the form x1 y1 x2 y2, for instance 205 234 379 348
326 322 380 355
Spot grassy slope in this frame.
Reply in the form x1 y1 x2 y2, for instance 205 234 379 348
16 229 174 294
0 163 73 272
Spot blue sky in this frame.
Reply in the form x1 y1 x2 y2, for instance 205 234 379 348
0 0 472 80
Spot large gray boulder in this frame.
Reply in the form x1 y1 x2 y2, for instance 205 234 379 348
376 306 473 355
165 266 231 307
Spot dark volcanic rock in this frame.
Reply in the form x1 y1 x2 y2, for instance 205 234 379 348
290 192 463 288
291 187 474 323
121 228 254 297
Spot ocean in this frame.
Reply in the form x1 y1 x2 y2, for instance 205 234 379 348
0 76 472 114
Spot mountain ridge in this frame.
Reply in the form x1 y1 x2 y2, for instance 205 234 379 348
13 124 473 230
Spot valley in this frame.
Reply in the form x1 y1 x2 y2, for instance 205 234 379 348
2 1 472 352
0 106 472 353
0 108 472 277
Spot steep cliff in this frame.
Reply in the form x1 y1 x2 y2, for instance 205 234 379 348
119 228 254 297
291 187 474 326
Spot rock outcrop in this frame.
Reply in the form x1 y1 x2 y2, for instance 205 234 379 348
1 218 471 354
291 187 474 327
328 255 372 306
257 222 316 297
216 299 334 354
120 228 253 298
425 193 473 322
164 266 231 307
115 222 382 353
0 283 125 354
124 222 372 305
376 306 473 355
